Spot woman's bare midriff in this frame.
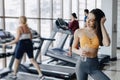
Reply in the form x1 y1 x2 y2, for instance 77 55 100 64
81 47 98 58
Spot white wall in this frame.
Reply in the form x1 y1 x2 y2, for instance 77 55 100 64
117 0 120 47
100 0 117 59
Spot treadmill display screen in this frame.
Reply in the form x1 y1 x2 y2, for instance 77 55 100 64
0 31 6 38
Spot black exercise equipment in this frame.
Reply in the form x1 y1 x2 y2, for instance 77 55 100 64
55 18 69 30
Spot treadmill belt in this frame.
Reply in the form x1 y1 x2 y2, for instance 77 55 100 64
29 64 76 79
48 48 79 64
2 72 63 80
40 64 75 74
47 48 110 65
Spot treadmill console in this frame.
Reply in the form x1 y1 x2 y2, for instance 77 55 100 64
0 30 6 39
0 29 14 43
55 18 68 30
30 29 40 39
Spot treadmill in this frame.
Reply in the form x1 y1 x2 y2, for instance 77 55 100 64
0 29 15 78
26 64 75 79
0 28 75 80
42 18 110 68
19 34 76 80
0 29 63 80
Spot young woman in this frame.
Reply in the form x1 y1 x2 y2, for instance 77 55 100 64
67 13 79 57
3 16 45 80
72 9 110 80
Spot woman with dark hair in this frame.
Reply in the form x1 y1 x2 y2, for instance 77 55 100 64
72 9 110 80
67 13 79 57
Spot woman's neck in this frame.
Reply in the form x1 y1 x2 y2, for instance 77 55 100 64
86 27 94 31
71 18 76 21
20 23 26 26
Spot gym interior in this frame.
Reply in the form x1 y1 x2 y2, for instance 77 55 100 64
0 0 119 80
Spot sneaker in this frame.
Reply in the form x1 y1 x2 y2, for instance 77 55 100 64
37 75 45 80
8 73 17 79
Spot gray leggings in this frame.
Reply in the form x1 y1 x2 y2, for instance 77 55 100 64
76 57 110 80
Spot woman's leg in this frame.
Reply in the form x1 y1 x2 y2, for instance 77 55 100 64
26 40 44 78
13 58 20 75
68 35 74 56
89 57 110 80
30 58 43 76
76 58 88 80
25 40 42 76
13 41 24 76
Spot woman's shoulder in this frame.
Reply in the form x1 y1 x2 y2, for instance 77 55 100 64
75 28 85 35
17 26 23 30
74 28 82 34
18 24 29 29
17 25 30 33
17 26 22 30
76 28 84 32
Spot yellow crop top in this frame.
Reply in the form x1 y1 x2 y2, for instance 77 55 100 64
80 35 99 49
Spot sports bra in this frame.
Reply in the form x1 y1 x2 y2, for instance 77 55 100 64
80 35 99 49
19 33 31 40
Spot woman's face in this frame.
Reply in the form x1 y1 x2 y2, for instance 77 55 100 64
71 15 74 20
86 13 95 28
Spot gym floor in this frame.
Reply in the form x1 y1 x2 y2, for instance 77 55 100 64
45 49 120 80
0 49 120 80
88 49 120 80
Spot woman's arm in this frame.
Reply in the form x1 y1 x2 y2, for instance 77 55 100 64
5 27 21 45
101 17 110 46
72 29 81 55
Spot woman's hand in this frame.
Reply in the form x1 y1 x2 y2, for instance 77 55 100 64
78 48 89 57
101 17 106 25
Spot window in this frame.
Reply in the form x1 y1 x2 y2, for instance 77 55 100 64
87 0 96 11
79 20 84 28
27 19 38 31
79 0 86 20
41 19 52 52
5 0 21 17
63 0 71 19
79 0 86 27
5 18 18 35
25 0 38 18
53 0 62 18
41 0 52 18
72 0 78 14
41 20 51 37
97 0 101 8
0 0 2 16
